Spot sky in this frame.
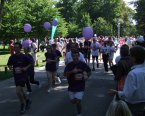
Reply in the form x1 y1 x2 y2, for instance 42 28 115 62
124 0 136 9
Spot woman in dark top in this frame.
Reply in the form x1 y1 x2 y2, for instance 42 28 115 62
45 45 57 92
84 39 91 64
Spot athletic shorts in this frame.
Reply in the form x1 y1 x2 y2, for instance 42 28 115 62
68 91 84 100
92 56 98 59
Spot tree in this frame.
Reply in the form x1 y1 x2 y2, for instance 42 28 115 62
94 17 113 36
0 0 4 23
0 0 68 41
135 0 145 34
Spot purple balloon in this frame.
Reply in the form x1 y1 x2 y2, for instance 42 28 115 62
24 24 32 32
43 22 51 30
82 27 94 40
52 19 58 26
22 40 32 48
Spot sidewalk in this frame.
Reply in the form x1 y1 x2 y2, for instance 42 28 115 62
0 60 116 116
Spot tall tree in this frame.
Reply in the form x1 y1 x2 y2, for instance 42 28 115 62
0 0 4 23
0 0 68 41
135 0 145 34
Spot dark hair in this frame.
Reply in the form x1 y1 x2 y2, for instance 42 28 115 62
46 45 52 50
130 46 145 64
14 42 22 49
71 49 79 54
52 44 57 48
120 44 129 57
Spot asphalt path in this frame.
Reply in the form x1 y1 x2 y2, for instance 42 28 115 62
0 61 116 116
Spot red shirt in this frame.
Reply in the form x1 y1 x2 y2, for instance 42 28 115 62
10 44 15 55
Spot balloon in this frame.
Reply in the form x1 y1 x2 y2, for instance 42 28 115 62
22 40 32 48
43 22 51 30
82 27 94 40
24 24 32 32
52 18 58 26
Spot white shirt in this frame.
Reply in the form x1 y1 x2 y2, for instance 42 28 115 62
31 42 37 53
115 55 121 64
118 64 145 104
65 51 86 65
91 42 100 56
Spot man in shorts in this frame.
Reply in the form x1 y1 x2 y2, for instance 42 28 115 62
7 42 33 114
64 50 91 116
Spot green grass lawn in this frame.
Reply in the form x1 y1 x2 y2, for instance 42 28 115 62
0 45 12 80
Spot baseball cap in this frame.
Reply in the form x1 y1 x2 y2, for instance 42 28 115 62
136 36 145 43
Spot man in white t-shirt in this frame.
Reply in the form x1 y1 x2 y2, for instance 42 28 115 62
65 41 86 66
31 39 38 66
91 38 101 71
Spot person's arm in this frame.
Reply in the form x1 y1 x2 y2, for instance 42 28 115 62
108 71 136 100
22 64 32 71
46 59 57 62
79 52 86 63
64 64 81 77
118 72 136 99
65 52 71 65
7 56 13 71
84 64 91 79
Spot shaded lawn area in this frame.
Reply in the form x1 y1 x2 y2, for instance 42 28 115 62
0 45 12 81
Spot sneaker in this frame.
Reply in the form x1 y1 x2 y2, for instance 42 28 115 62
38 83 42 88
77 114 82 116
25 99 32 110
47 87 53 93
97 64 99 68
26 91 32 95
20 104 26 114
57 77 61 84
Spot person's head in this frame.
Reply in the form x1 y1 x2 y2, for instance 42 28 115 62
130 46 145 64
10 40 14 44
108 36 112 41
120 44 129 57
14 42 22 54
52 44 57 50
71 49 79 62
106 100 132 116
54 38 58 43
73 38 77 43
24 47 31 54
92 38 96 43
69 39 72 44
31 38 35 42
135 36 145 47
46 45 52 53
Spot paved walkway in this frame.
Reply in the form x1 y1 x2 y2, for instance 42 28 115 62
0 49 121 116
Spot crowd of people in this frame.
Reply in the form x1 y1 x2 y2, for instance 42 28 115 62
7 35 145 116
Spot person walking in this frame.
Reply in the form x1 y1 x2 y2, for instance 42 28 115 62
90 38 100 71
100 41 110 72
